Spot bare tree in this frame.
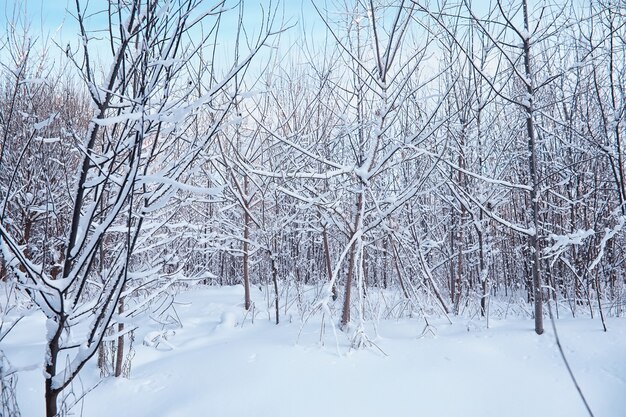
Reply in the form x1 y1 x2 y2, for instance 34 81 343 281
0 0 278 415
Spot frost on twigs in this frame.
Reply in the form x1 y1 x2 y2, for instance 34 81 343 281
418 314 438 339
346 323 387 356
0 351 20 417
544 229 594 258
143 330 176 351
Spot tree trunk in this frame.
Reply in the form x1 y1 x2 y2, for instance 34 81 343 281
478 228 488 318
45 319 62 417
341 242 357 329
243 176 251 311
341 191 364 329
270 250 279 325
114 295 125 377
522 0 543 335
390 239 410 299
45 387 59 417
322 225 337 300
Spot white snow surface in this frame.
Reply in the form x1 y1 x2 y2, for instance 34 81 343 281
4 285 626 417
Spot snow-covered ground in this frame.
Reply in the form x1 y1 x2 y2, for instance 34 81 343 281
4 285 626 417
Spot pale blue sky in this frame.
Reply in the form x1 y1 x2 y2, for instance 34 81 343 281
0 1 321 47
0 0 332 75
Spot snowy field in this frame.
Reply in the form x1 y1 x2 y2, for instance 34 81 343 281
4 285 626 417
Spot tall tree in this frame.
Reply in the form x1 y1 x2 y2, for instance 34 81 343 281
0 1 278 415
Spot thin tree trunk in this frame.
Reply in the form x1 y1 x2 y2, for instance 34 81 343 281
322 224 337 300
243 176 251 311
390 239 410 299
114 295 125 377
594 270 607 332
478 228 488 318
522 0 543 335
270 250 279 325
45 320 63 417
341 191 364 328
341 241 357 329
45 387 59 417
455 222 463 314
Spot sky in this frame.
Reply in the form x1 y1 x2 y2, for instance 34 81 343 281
0 0 331 78
0 0 323 51
0 0 508 85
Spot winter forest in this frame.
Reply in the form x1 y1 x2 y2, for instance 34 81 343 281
0 0 625 416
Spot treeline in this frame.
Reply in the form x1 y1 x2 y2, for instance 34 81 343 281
0 1 624 415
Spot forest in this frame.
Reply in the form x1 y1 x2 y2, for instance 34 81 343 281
0 0 624 416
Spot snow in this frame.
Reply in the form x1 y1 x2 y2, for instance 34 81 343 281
238 89 263 98
92 111 144 127
3 285 626 417
18 77 46 85
590 215 626 271
545 229 594 255
33 113 58 130
138 174 224 196
44 318 57 342
34 137 61 144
